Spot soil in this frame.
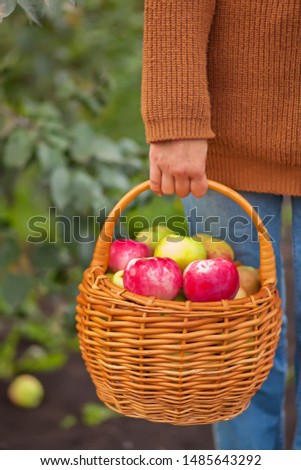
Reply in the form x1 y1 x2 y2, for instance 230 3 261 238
0 222 297 450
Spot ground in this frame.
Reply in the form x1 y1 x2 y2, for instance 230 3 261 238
0 223 297 450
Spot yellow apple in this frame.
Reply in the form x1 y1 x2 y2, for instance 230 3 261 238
234 287 247 299
112 270 124 288
105 271 114 281
135 225 173 250
154 234 206 271
192 233 234 260
8 374 44 409
237 265 261 295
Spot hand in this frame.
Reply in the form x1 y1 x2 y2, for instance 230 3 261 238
149 139 208 198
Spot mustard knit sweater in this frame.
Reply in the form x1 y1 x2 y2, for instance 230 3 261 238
141 0 301 195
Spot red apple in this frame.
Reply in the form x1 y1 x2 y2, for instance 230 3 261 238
183 258 239 302
108 239 153 272
124 257 182 300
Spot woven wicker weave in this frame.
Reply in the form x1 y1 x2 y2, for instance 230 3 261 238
76 180 282 425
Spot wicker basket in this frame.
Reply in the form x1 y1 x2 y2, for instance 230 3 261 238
76 180 282 425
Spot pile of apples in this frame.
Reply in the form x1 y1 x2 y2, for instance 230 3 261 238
106 226 261 302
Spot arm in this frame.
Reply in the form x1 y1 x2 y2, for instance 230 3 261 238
141 0 216 197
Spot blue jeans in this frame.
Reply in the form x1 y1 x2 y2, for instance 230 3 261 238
182 190 301 450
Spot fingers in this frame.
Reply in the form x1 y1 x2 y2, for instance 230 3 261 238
149 139 209 198
175 177 190 198
161 173 175 195
191 175 208 198
150 162 162 195
150 166 208 199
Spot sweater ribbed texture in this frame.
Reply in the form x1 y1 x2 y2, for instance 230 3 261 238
141 0 301 195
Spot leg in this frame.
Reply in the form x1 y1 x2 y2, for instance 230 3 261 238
291 197 301 450
182 190 287 449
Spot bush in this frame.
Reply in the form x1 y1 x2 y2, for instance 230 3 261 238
0 0 149 378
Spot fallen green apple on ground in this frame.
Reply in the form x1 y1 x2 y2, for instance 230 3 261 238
7 374 44 408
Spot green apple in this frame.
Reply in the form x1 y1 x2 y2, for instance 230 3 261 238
234 287 247 299
8 374 44 409
174 289 187 301
106 271 114 281
237 265 261 295
154 234 206 271
135 225 173 250
192 233 234 260
112 270 124 288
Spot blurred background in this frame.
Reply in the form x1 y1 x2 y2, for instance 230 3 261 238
0 0 296 450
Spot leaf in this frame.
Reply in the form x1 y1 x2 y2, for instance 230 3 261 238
0 0 16 22
37 142 65 173
70 122 96 163
3 128 35 169
0 328 20 379
0 236 21 267
17 350 67 373
44 133 69 151
18 322 52 345
32 243 64 271
42 120 67 135
60 415 77 430
49 166 72 210
119 137 141 156
98 166 130 191
7 165 49 241
93 136 124 164
76 91 102 115
70 170 104 213
123 155 143 170
24 101 61 121
0 273 34 310
81 402 117 427
17 0 43 24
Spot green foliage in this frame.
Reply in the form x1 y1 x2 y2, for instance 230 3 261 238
0 0 146 365
59 403 119 430
0 1 75 23
81 402 117 426
0 0 181 394
60 414 78 430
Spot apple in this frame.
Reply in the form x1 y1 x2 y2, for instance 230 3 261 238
135 225 173 250
183 258 239 302
112 270 124 288
192 233 234 260
154 234 206 271
174 289 187 301
237 265 261 295
124 257 182 300
234 287 247 299
109 239 153 272
7 374 44 409
105 271 114 281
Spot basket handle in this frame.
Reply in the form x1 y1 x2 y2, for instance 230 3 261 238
91 180 276 285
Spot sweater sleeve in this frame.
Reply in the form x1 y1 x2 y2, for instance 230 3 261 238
141 0 216 143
